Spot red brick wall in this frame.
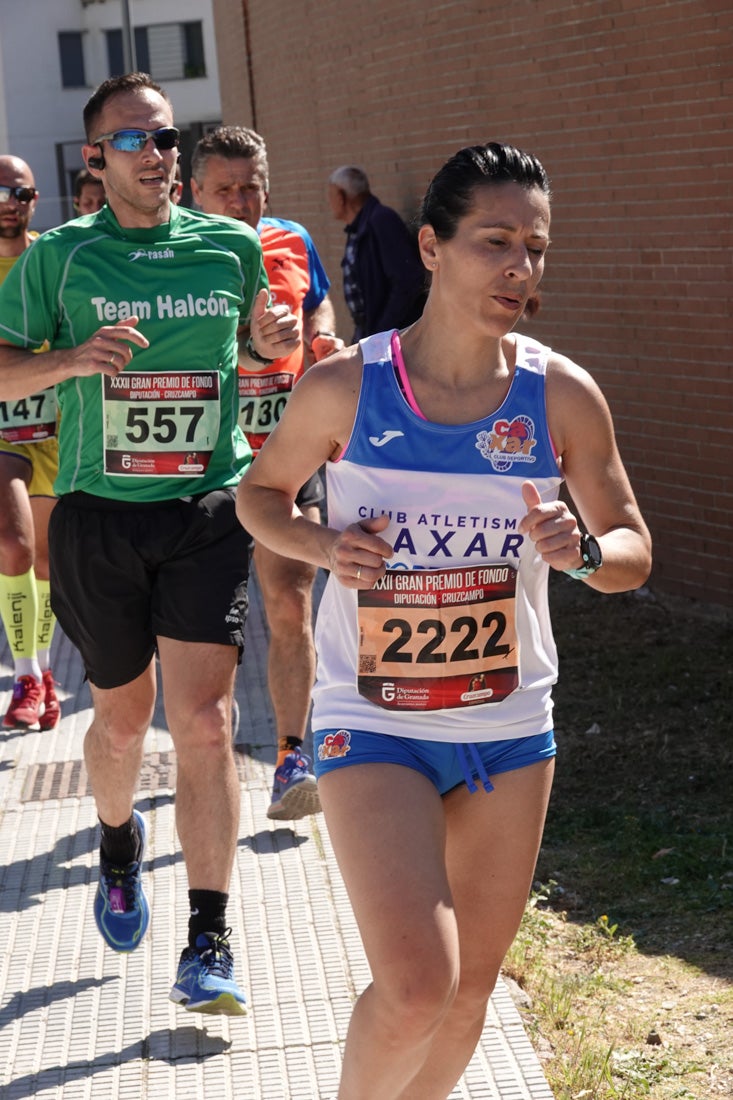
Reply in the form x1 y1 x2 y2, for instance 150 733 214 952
212 0 732 606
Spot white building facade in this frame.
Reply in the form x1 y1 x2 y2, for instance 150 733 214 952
0 0 222 228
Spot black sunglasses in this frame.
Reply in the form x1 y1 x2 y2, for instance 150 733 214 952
93 127 181 153
0 185 37 204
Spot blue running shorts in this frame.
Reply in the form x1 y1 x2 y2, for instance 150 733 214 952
313 727 556 796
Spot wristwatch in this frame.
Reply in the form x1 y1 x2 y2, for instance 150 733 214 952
245 336 276 366
565 533 603 580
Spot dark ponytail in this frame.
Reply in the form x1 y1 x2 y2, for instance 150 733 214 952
420 142 550 240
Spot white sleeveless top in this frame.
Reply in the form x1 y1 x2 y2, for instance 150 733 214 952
312 330 563 743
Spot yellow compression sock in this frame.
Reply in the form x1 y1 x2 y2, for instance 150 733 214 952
35 578 57 671
0 568 39 663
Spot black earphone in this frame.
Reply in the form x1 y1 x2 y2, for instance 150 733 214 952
87 146 105 171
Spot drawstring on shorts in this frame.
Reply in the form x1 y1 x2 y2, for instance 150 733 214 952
455 743 494 794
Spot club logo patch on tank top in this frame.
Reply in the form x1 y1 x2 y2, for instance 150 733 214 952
475 415 537 472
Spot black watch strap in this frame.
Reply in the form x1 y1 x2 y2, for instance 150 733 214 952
565 533 603 580
245 336 276 366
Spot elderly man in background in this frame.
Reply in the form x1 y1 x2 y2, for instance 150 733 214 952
328 165 426 341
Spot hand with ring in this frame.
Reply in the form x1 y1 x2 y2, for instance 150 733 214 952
85 317 148 379
326 517 394 590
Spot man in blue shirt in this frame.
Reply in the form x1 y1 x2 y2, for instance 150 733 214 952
328 166 426 341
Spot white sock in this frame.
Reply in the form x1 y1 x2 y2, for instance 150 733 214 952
14 658 42 681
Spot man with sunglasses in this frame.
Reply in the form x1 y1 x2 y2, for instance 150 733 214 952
0 73 299 1017
0 156 62 734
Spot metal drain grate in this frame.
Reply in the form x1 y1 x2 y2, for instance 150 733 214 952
21 751 175 802
20 750 252 803
21 758 89 802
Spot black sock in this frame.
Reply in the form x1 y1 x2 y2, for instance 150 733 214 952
188 889 229 948
278 735 303 755
99 814 142 867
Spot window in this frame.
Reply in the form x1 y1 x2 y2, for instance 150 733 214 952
183 22 206 79
105 22 205 81
106 28 149 77
59 31 86 88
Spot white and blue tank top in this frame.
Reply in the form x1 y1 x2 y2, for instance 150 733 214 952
312 329 564 743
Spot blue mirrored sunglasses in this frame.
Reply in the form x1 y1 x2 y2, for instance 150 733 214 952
93 127 180 153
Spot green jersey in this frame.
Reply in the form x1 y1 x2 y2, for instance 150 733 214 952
0 204 268 500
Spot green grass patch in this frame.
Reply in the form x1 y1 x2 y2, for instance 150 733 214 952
503 577 733 1099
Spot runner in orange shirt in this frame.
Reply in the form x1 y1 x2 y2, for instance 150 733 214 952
192 126 343 819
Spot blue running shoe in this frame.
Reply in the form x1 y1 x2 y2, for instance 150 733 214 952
169 929 247 1015
93 809 150 952
267 747 321 820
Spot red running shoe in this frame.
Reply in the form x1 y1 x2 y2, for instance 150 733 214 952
3 675 43 729
40 669 61 730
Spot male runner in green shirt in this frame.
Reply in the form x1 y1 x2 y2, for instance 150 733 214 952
0 72 299 1016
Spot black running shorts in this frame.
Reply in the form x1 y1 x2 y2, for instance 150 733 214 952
49 488 253 689
295 470 325 510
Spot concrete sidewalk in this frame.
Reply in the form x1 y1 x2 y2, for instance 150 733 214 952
0 570 553 1100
